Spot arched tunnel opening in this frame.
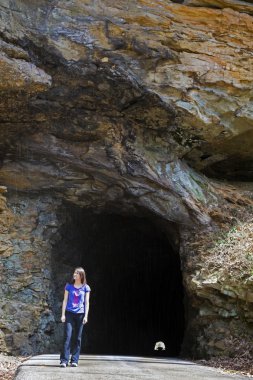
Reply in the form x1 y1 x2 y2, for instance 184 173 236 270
52 205 185 357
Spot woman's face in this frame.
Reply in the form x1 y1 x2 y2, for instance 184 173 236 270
73 270 81 281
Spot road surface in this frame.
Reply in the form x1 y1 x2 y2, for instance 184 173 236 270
14 354 248 380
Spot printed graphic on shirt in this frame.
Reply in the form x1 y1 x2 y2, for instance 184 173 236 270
73 290 80 307
65 283 91 314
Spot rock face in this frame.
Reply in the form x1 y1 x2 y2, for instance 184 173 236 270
0 0 253 359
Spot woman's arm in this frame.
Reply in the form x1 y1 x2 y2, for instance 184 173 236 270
61 290 69 322
83 292 90 324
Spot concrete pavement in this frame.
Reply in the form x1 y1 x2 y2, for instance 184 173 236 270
14 354 248 380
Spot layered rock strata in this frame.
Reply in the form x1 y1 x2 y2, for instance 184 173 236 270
0 0 253 359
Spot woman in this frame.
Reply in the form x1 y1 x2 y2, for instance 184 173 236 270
60 267 91 367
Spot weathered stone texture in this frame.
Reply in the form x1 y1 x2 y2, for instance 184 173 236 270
0 0 253 359
0 192 62 354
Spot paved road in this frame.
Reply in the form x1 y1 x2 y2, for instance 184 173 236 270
14 354 248 380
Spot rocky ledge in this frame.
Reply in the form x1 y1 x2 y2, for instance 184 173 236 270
0 0 253 361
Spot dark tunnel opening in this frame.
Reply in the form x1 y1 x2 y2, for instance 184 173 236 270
52 206 185 357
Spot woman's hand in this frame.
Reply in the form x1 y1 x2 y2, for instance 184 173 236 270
83 316 88 324
61 315 66 323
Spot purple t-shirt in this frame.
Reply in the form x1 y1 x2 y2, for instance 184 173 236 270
65 283 91 314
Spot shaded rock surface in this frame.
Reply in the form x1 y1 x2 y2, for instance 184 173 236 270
184 0 253 16
0 0 253 360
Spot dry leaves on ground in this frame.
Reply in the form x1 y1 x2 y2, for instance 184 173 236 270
197 356 253 377
0 354 30 380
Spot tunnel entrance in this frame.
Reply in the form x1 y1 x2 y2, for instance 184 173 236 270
52 206 185 357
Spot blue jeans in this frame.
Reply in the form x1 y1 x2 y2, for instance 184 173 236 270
60 311 85 364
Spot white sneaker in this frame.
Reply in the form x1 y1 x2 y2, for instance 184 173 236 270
71 362 78 367
60 362 67 368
